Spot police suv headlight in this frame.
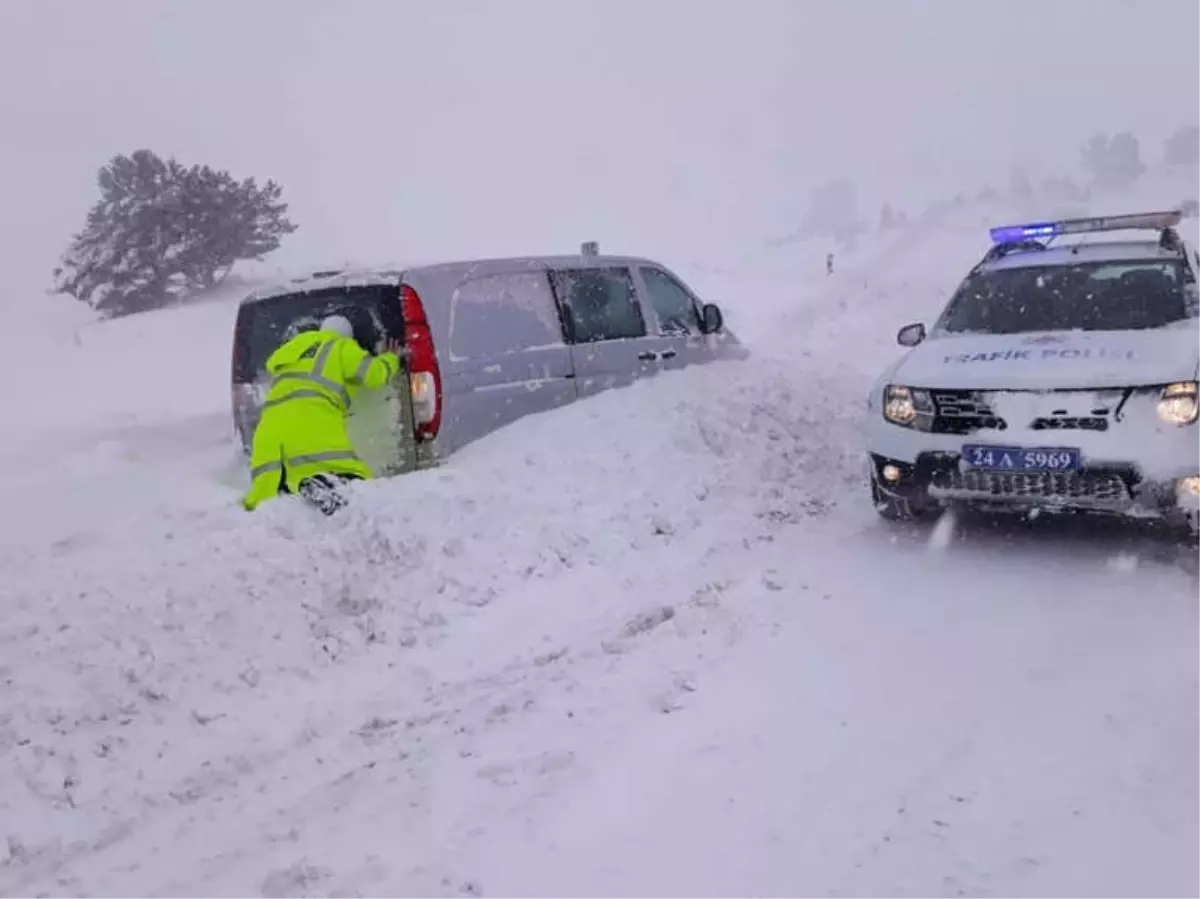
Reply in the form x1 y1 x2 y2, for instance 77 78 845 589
1156 382 1199 426
883 385 933 427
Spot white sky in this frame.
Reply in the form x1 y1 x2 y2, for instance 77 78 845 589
0 0 1196 300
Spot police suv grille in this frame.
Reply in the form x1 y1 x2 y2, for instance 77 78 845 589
929 469 1131 504
930 390 1006 434
929 390 1116 434
1030 415 1109 432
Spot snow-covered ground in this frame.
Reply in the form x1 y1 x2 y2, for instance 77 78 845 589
1 189 1198 897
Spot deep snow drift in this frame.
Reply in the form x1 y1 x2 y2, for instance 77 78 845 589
1 186 1197 897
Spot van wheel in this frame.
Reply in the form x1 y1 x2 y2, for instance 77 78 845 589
871 477 936 523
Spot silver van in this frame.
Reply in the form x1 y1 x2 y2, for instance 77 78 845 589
229 244 748 474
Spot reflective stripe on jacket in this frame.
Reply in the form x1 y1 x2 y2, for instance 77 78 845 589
261 328 400 414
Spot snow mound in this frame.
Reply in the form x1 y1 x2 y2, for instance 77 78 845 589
0 351 864 891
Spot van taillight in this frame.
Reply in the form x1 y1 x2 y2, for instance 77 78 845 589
400 283 442 440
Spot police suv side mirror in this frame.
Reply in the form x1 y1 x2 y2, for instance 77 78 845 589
1184 283 1199 316
897 322 926 347
700 302 724 334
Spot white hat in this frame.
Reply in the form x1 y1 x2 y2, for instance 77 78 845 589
320 314 354 337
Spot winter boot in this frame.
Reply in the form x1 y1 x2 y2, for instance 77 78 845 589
298 473 350 516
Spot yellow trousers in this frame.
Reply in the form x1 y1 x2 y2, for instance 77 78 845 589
242 397 372 510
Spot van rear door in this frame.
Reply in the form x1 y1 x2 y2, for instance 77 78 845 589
230 283 418 476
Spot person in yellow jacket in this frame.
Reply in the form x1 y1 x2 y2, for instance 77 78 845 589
243 314 404 514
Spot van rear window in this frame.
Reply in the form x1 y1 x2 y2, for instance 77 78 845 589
231 284 402 382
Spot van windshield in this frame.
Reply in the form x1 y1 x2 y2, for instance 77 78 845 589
936 259 1194 335
232 285 402 382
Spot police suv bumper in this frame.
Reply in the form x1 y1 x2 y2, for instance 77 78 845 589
867 422 1199 529
869 450 1197 520
864 448 1180 511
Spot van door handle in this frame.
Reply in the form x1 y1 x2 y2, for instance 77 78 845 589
637 351 659 361
659 349 677 360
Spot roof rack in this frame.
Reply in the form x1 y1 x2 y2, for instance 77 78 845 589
988 210 1182 243
976 209 1186 269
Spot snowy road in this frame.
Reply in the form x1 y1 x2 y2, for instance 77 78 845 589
2 227 1197 897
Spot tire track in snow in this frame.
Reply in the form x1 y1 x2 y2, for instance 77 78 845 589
439 538 1196 899
2 506 823 896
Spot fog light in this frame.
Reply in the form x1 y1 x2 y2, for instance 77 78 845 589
1177 476 1200 498
882 464 903 483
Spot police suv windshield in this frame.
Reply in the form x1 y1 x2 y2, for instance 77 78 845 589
936 259 1194 335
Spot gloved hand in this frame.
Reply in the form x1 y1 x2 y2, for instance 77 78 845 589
380 337 410 361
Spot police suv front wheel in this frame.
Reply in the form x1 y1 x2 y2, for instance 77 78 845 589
1180 508 1200 546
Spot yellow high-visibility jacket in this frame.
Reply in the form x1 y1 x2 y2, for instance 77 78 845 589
242 328 401 510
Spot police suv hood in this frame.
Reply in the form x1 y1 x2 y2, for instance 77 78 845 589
889 324 1199 390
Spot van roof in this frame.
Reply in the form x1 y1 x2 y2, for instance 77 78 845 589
240 253 664 305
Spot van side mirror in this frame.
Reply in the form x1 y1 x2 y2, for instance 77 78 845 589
700 303 724 334
897 322 926 347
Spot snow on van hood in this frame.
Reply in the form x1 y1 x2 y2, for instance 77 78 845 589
892 325 1199 390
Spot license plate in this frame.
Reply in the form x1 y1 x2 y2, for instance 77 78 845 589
961 444 1081 471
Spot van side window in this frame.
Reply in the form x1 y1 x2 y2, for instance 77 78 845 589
640 267 701 335
450 272 567 359
553 267 646 343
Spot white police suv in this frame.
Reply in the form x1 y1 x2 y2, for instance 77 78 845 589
865 210 1200 534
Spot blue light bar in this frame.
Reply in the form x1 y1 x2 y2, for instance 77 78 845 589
989 210 1182 244
989 222 1057 242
